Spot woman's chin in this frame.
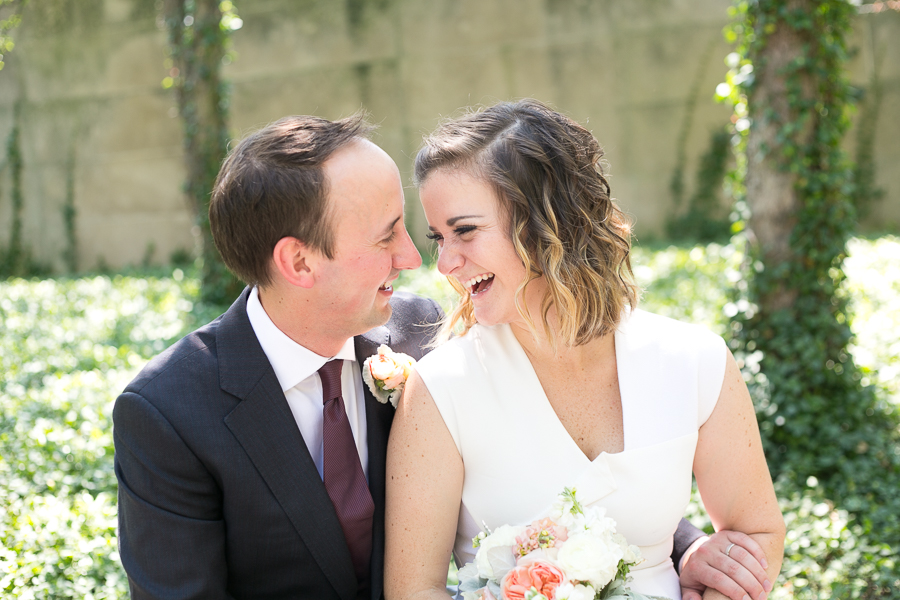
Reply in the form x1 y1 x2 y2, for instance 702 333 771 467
472 307 509 328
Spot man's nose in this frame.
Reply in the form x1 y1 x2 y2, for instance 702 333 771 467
394 228 422 271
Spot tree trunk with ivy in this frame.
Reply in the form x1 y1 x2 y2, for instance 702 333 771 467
163 0 241 305
728 0 900 588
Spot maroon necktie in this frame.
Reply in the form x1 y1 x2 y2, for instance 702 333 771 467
318 360 374 592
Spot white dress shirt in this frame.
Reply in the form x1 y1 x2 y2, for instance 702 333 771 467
246 287 369 481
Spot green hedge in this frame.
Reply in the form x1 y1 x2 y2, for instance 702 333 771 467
1 238 898 597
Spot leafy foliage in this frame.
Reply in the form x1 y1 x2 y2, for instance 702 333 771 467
720 0 900 595
162 0 244 305
0 0 26 72
1 271 200 597
1 237 898 596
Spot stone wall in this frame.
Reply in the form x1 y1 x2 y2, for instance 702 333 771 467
0 0 897 271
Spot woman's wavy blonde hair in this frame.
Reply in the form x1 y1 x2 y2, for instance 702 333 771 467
414 99 639 348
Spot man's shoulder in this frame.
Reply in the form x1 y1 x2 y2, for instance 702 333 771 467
379 291 443 359
386 291 443 333
122 315 224 399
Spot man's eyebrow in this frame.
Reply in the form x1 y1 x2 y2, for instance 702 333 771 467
380 215 402 236
446 215 482 226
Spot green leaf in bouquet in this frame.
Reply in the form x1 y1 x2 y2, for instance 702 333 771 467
457 562 486 594
486 545 516 581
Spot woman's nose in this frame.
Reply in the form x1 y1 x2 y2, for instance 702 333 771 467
435 242 463 276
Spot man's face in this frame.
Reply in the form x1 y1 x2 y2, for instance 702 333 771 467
314 139 422 339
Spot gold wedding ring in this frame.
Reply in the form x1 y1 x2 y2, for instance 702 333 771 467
724 542 736 557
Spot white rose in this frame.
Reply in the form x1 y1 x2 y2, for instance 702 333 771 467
549 497 578 529
580 505 617 537
557 532 624 589
474 524 525 581
554 582 597 600
624 544 642 565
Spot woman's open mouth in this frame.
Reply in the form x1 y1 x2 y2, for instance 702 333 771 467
464 273 495 296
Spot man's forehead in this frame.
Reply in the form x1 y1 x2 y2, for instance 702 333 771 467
325 138 398 177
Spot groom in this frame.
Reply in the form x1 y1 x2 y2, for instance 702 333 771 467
113 114 768 600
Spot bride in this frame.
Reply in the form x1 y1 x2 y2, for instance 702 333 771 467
384 99 784 600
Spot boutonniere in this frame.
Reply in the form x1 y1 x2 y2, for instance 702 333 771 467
362 344 416 408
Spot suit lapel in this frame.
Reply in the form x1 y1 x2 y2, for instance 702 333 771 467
218 289 357 600
355 327 395 600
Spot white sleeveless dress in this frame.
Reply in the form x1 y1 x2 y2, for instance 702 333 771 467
414 309 727 599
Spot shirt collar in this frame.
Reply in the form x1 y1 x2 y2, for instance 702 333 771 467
246 286 357 393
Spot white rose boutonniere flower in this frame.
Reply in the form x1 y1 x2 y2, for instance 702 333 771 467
362 344 416 408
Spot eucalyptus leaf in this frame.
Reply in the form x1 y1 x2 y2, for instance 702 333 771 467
486 545 516 581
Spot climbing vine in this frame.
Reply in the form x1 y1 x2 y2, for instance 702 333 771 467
63 142 77 272
721 0 900 594
666 128 732 243
851 40 885 220
0 0 26 72
666 40 732 244
1 101 23 274
161 0 243 305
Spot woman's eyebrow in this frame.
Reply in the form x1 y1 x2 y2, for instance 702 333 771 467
446 215 482 226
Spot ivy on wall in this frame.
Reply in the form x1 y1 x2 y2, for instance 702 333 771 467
666 38 732 244
0 99 44 276
851 40 885 221
1 101 23 274
162 0 243 305
666 128 732 243
0 0 26 72
722 0 900 594
0 1 28 275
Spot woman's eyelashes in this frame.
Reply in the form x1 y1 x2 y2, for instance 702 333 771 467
425 225 477 243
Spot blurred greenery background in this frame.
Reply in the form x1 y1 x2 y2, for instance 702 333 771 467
2 0 900 598
1 238 898 597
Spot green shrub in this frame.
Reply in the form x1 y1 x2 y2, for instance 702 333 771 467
1 238 898 597
1 272 199 598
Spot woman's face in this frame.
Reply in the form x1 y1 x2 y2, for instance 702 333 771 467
419 168 540 328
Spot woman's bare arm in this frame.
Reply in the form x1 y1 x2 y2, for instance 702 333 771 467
384 370 464 600
693 350 786 600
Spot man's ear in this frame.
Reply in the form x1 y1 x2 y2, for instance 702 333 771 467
272 236 320 289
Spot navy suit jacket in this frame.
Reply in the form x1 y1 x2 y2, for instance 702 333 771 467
114 288 703 599
114 289 443 600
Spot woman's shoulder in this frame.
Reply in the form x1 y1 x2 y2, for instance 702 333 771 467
619 309 729 428
414 323 493 377
618 308 725 353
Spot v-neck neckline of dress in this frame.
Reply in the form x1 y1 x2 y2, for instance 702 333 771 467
496 320 630 464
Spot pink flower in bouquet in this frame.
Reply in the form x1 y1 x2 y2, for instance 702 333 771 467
515 518 568 557
501 561 566 600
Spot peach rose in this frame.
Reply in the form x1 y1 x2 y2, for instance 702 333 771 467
368 354 405 385
501 560 566 600
362 345 416 407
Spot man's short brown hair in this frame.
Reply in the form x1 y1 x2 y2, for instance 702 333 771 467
209 113 374 287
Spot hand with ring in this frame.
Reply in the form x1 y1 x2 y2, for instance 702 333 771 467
679 530 772 600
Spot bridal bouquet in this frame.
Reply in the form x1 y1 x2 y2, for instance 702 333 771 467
457 488 668 600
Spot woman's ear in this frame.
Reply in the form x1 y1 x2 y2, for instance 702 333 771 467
272 236 319 289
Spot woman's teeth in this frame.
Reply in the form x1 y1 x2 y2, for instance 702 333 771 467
465 273 495 294
379 283 392 291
